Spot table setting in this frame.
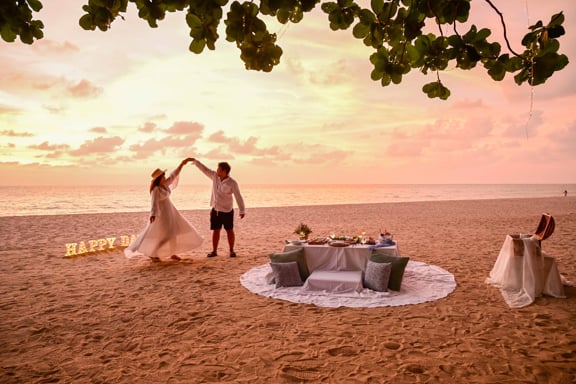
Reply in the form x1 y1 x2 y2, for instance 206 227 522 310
283 227 400 273
239 223 456 307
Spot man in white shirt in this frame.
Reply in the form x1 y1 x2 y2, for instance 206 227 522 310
190 158 245 258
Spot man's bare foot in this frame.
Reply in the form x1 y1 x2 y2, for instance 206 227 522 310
170 255 181 261
150 257 161 262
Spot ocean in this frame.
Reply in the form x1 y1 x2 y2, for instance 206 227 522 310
1 184 573 217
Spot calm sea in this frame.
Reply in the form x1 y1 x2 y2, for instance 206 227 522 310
0 184 573 217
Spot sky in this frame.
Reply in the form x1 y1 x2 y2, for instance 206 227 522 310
1 1 575 186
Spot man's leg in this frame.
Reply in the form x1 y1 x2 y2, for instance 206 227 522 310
208 209 220 257
212 229 221 253
226 229 235 254
223 210 236 257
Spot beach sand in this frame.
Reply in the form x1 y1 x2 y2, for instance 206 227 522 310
1 197 575 383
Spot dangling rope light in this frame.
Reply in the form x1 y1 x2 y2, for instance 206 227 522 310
276 19 291 41
523 0 535 140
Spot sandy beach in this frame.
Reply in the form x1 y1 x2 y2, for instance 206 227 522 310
1 197 575 383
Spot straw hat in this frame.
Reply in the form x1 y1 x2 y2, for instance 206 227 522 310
151 168 166 179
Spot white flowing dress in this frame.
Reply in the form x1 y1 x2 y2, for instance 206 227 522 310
124 168 203 260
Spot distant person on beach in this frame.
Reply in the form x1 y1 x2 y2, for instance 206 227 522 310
124 158 203 262
564 190 568 197
189 158 245 258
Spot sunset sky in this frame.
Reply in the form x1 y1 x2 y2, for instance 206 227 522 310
1 1 575 186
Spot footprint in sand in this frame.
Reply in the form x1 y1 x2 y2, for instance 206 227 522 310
533 313 552 327
383 341 402 350
281 364 325 381
403 363 425 374
327 346 357 357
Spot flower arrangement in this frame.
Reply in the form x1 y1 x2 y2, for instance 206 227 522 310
294 223 312 239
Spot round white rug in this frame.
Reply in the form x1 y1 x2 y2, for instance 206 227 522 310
240 261 457 308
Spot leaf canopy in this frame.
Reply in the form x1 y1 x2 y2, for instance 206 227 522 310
0 0 569 99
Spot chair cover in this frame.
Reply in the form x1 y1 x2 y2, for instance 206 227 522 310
486 234 565 308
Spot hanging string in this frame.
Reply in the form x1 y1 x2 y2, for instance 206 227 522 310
276 19 291 41
523 0 535 140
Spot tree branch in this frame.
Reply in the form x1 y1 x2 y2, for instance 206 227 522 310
483 0 521 57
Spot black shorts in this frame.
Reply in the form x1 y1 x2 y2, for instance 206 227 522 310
210 208 234 230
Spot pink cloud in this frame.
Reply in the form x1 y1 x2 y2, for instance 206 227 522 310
500 111 544 138
44 151 66 159
89 126 107 133
28 141 70 151
139 122 157 133
42 104 66 114
229 137 259 154
450 99 487 109
67 79 102 98
309 59 353 86
208 131 230 143
549 122 576 155
32 39 79 54
69 136 124 156
166 121 204 136
0 105 22 115
207 130 283 156
0 62 101 99
1 129 33 137
284 57 305 77
386 117 495 158
129 134 201 159
202 148 234 160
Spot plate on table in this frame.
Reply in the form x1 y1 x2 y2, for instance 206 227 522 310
329 241 350 247
308 237 328 245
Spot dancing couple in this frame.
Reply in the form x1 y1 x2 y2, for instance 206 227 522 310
125 157 245 262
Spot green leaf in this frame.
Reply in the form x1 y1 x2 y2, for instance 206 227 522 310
422 81 450 100
79 14 96 30
390 70 402 84
475 28 491 41
371 0 384 14
529 20 543 31
0 24 17 43
321 2 338 13
186 13 202 28
357 8 376 24
487 61 506 81
547 25 565 39
547 12 564 28
277 8 289 24
189 38 206 54
28 0 44 12
513 67 530 86
352 21 369 39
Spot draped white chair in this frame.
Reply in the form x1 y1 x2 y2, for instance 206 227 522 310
486 213 565 308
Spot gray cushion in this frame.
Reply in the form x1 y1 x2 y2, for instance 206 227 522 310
370 248 397 257
269 262 303 288
268 248 310 281
363 260 392 292
370 252 410 291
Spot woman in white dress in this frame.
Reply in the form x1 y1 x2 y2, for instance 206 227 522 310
125 158 203 261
